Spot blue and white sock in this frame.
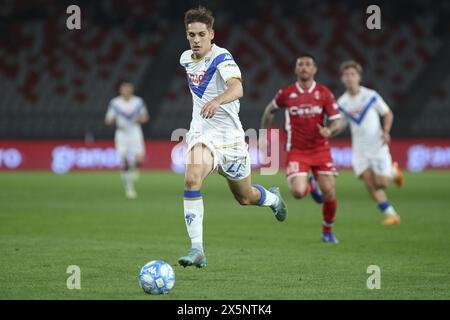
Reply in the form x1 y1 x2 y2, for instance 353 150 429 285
253 184 279 207
183 190 204 252
378 201 398 217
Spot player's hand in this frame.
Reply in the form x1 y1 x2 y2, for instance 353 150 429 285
381 131 391 144
201 98 220 119
317 123 331 137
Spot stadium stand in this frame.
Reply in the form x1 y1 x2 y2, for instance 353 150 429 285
411 74 450 136
0 0 448 139
153 0 446 137
0 0 168 138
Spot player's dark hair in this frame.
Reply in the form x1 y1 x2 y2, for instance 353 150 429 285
297 53 317 64
184 6 214 30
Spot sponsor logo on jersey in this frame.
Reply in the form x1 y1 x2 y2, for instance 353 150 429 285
188 70 207 86
289 105 323 117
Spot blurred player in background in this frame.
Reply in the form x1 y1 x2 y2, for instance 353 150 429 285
260 54 341 243
178 6 288 268
337 60 403 225
105 82 150 199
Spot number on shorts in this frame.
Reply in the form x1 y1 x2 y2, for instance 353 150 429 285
287 161 299 175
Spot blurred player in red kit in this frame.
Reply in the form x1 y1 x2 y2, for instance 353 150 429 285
260 54 342 243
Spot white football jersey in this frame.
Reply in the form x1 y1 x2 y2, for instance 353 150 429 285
338 86 390 154
180 44 244 143
106 95 148 134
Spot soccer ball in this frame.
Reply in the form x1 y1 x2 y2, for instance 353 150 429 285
139 260 175 295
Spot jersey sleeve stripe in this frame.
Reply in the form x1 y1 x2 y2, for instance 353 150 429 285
224 75 242 82
328 114 341 120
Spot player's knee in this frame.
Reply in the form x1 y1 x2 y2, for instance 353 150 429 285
122 159 130 170
375 179 390 189
184 173 202 190
291 189 306 199
134 157 143 167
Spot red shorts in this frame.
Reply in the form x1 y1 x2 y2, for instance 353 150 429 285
286 148 337 180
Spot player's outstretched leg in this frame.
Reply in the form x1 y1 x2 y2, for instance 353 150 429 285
392 161 404 188
121 158 137 199
288 174 321 203
178 189 207 268
178 144 213 268
379 201 401 225
267 186 288 221
362 170 400 225
129 156 141 182
317 174 338 243
227 177 288 222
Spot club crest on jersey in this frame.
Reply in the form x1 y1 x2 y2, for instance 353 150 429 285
314 90 321 100
289 92 298 98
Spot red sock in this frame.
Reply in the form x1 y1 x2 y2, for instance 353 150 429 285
322 199 337 233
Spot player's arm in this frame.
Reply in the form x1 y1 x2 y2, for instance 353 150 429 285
136 107 150 124
381 110 394 144
260 101 278 129
105 117 114 126
374 92 394 144
200 78 243 119
104 103 115 126
258 100 278 153
134 100 150 124
331 108 349 137
318 89 342 138
135 113 150 124
317 118 342 138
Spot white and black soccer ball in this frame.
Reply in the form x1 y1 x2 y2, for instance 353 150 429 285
139 260 175 295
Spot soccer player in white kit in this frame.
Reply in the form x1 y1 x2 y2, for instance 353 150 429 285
337 60 403 225
105 82 149 199
177 6 288 268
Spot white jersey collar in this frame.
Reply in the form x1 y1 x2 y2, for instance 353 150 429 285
295 81 316 94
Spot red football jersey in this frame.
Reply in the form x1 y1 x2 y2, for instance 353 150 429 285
273 81 341 152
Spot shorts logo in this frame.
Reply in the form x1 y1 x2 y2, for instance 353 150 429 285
185 212 196 226
287 161 299 175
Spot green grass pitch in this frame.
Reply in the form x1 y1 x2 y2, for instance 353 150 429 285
1 170 449 299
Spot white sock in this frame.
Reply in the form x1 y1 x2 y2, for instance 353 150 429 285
384 205 398 217
183 190 204 251
121 170 134 191
253 185 279 207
